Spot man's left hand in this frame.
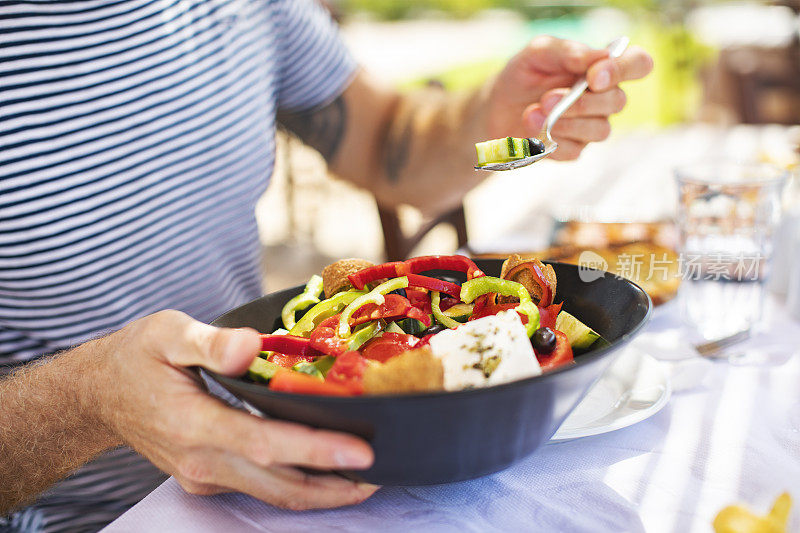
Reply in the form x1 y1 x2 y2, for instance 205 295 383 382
486 36 654 160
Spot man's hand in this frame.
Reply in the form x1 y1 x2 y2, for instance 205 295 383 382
486 35 654 160
89 311 378 510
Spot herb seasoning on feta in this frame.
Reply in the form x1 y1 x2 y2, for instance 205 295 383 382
428 310 542 391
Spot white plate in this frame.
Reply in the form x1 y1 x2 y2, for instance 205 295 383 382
550 345 671 442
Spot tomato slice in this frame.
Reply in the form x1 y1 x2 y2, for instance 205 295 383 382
269 369 354 396
326 351 367 394
349 294 432 328
536 330 574 372
470 302 518 321
269 353 315 368
361 332 419 363
309 326 349 357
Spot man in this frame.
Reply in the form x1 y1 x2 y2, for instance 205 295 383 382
0 0 653 530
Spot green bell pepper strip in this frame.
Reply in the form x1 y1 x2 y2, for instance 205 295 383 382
431 291 461 330
281 275 324 330
337 277 409 337
347 321 382 351
292 361 323 379
289 289 367 337
312 355 336 376
460 276 541 337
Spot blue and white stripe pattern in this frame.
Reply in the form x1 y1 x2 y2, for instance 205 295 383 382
0 0 356 530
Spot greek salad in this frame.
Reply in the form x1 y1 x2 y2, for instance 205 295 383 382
247 255 602 396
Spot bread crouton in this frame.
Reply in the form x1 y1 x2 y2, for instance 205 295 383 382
498 254 556 305
363 347 444 395
321 258 375 299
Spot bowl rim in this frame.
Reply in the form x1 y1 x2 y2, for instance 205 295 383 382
206 262 653 403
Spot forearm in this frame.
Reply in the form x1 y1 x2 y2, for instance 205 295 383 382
367 82 492 216
0 339 120 514
279 71 492 218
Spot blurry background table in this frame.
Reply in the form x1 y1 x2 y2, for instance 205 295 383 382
260 124 797 289
103 295 800 532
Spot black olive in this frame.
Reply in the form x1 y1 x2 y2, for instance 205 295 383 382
421 323 447 337
527 137 545 156
531 327 556 354
434 274 462 285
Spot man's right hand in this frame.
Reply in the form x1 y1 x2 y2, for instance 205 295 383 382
87 310 378 510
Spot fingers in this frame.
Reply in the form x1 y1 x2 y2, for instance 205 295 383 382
549 139 588 161
187 395 374 470
522 104 611 141
539 87 626 118
525 35 609 75
587 45 653 92
147 310 261 375
235 464 379 510
178 456 379 510
550 117 611 144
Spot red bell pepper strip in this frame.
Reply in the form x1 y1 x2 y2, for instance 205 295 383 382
404 255 484 280
406 274 461 299
260 334 322 358
348 255 484 290
347 262 407 290
269 369 355 396
361 332 420 363
349 294 432 328
504 262 554 307
538 302 563 330
325 351 367 394
535 330 574 372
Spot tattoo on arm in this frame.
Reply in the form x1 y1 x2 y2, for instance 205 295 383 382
383 117 412 184
276 95 346 162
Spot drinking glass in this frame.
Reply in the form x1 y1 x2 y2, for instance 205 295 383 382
675 162 787 340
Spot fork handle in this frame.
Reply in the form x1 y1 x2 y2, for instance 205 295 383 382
544 36 630 134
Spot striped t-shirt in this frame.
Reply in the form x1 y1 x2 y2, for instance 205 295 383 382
0 0 356 530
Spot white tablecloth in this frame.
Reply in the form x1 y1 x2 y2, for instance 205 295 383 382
103 297 800 533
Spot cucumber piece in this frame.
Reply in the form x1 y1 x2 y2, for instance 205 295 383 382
397 318 427 335
247 357 281 383
506 136 515 157
475 137 528 166
442 303 473 323
385 321 405 334
555 311 600 350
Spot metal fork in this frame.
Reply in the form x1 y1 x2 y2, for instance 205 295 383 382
694 328 752 358
475 36 630 172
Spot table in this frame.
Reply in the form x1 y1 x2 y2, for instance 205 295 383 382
103 296 800 532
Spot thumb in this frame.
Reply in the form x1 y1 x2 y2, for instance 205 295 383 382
208 327 262 376
158 312 262 375
522 103 546 136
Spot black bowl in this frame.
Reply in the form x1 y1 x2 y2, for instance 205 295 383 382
206 260 651 485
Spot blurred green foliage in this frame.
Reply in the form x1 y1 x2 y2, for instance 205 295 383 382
397 16 713 128
340 0 664 20
340 0 588 19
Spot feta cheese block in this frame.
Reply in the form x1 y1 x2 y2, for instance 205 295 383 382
428 310 542 391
